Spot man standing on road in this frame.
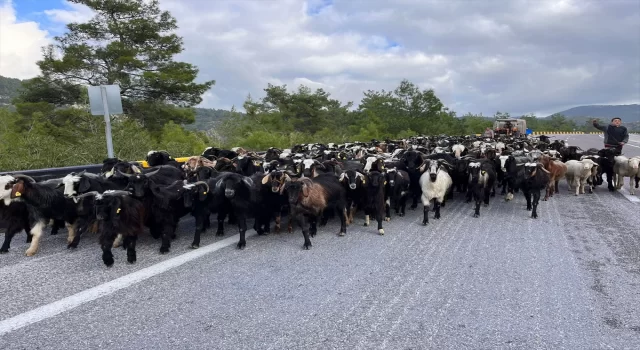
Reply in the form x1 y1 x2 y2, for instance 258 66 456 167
483 127 494 138
592 117 628 154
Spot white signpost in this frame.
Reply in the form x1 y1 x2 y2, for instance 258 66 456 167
87 85 123 158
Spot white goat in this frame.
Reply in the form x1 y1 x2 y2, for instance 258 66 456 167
452 144 465 159
613 156 640 195
419 159 453 225
565 159 599 196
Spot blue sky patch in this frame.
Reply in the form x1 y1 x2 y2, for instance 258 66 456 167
307 0 333 16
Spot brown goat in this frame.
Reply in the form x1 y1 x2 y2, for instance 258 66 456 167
183 156 217 172
285 174 347 249
539 155 567 200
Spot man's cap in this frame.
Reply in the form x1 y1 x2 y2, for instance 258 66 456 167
612 117 621 122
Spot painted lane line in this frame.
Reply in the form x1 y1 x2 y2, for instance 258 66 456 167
597 135 640 149
620 187 640 203
0 232 257 336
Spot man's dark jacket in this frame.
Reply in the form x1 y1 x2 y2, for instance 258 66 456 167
593 121 629 146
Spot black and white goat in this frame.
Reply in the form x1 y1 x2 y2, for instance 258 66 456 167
419 159 453 225
466 160 496 218
7 175 78 256
0 175 32 253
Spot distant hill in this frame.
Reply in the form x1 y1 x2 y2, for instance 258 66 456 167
0 76 23 105
551 104 640 123
0 75 235 131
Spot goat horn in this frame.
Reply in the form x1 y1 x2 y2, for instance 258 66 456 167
144 168 161 177
116 170 133 178
72 191 100 203
12 174 36 183
102 190 132 197
193 181 210 193
76 191 100 198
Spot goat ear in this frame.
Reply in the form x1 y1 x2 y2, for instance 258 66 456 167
339 172 346 182
78 177 91 193
261 175 270 185
419 163 426 173
302 184 309 197
111 197 122 226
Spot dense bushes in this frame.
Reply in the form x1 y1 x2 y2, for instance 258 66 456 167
0 108 210 171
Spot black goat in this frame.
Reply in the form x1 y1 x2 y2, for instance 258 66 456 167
284 174 347 249
208 172 257 249
93 191 145 266
384 168 410 218
363 171 388 235
401 150 425 209
147 180 210 253
256 171 292 235
146 150 180 168
119 165 185 198
597 148 618 191
521 163 550 219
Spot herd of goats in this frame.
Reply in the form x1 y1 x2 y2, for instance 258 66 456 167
1 134 640 267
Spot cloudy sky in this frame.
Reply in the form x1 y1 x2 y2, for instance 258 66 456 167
1 0 639 116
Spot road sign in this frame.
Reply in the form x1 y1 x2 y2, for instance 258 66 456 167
87 85 123 158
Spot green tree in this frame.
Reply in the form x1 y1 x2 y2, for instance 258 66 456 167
15 0 214 132
358 79 446 135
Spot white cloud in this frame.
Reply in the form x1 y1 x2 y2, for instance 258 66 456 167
0 0 50 79
44 1 93 24
5 0 640 116
157 0 640 116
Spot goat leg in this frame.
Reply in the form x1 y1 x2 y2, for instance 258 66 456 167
66 222 77 246
25 220 46 257
124 235 137 264
191 213 205 249
422 205 429 225
0 222 24 253
274 214 281 233
236 214 248 249
524 191 532 211
296 215 312 249
410 195 419 210
159 224 175 254
216 211 226 236
384 198 391 222
531 191 540 219
309 216 318 237
434 201 441 220
339 206 347 236
101 241 115 267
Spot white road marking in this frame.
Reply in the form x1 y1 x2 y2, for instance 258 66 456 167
597 135 640 149
620 187 640 203
0 232 257 336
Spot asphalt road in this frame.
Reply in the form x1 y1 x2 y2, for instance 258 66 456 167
1 134 639 349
